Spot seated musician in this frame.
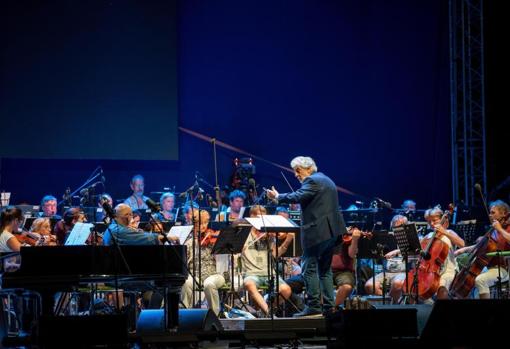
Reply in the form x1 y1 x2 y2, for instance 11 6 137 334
331 227 361 307
181 201 199 225
29 218 57 246
103 204 159 245
365 215 408 303
123 174 150 211
181 210 225 315
216 190 246 222
454 200 510 299
96 193 113 222
0 206 24 253
241 205 294 317
37 195 62 220
53 207 87 245
423 206 465 300
154 192 176 222
275 206 294 243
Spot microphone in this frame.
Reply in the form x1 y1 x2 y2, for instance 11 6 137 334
474 183 482 192
145 198 161 212
206 194 218 208
80 188 89 196
375 197 392 209
179 183 199 198
248 178 256 189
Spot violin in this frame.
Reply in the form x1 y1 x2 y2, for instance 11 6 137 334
13 230 41 246
342 227 373 244
200 228 220 247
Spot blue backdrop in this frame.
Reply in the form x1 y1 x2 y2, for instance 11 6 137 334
0 0 450 211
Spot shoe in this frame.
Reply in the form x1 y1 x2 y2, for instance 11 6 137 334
292 307 323 318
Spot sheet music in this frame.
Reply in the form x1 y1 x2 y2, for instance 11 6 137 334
65 222 94 246
167 225 193 245
245 215 297 230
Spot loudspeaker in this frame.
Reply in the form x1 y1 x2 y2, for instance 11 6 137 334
136 309 223 334
326 306 418 346
421 299 510 346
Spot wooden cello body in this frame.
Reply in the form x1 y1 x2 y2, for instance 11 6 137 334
450 226 509 299
403 208 452 300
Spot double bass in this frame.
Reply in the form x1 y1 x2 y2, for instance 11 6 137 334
450 216 510 299
403 206 452 300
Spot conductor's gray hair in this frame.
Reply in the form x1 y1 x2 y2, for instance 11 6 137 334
290 156 317 173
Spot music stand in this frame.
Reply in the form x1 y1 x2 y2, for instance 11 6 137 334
244 215 299 319
211 225 252 312
357 230 397 304
392 223 421 303
453 221 478 245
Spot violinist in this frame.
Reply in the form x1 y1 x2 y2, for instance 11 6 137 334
454 200 510 299
331 226 362 307
53 207 87 245
242 205 293 317
103 204 160 246
29 218 57 246
181 209 226 315
0 206 23 253
423 207 465 300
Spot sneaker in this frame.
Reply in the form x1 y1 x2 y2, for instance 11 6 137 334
292 307 323 318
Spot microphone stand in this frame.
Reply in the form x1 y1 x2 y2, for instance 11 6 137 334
181 177 205 309
59 170 104 207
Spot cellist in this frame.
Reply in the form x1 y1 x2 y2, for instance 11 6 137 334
454 200 510 299
423 207 465 300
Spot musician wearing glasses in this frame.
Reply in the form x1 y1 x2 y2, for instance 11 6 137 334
181 210 225 315
38 195 62 219
103 204 159 245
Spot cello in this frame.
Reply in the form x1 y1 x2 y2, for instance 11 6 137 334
403 206 452 300
450 214 510 299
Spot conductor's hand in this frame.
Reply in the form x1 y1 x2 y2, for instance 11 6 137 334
266 186 279 200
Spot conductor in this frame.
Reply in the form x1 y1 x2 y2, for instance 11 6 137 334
267 156 347 317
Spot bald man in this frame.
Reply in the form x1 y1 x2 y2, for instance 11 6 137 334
103 204 159 245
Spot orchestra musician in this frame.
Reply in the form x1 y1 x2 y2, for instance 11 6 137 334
331 226 362 307
0 206 24 253
453 200 510 299
37 195 62 220
123 174 150 210
181 209 226 315
242 205 294 317
182 201 199 225
96 194 113 222
155 192 176 221
422 207 465 300
103 204 160 245
365 215 408 303
53 207 87 245
29 217 57 246
216 190 246 222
